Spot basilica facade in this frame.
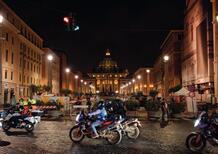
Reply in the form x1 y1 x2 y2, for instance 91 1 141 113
88 50 128 94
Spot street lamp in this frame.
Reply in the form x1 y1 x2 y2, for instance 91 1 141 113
74 75 79 93
65 68 70 73
137 75 141 92
146 69 150 95
137 75 141 80
84 81 87 94
163 55 169 62
47 54 53 93
162 55 170 98
146 69 150 73
0 15 3 24
65 68 70 89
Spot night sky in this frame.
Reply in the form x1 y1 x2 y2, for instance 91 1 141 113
5 0 185 73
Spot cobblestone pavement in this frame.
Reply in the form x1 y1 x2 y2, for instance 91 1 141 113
0 119 217 154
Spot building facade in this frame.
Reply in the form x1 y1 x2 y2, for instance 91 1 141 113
42 48 60 94
160 30 183 97
182 0 214 101
88 50 128 94
0 1 44 105
133 68 154 95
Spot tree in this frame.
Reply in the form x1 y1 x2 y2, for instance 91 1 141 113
168 84 182 93
60 89 72 96
42 85 52 93
149 90 158 101
29 84 38 98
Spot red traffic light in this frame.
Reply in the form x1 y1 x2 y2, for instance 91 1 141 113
63 17 69 23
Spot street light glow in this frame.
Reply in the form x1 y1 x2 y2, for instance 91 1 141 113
137 75 141 80
216 15 218 23
163 55 169 62
146 69 150 73
132 79 135 83
129 82 131 85
75 75 79 79
65 68 70 73
80 79 83 83
84 81 87 85
0 15 3 23
47 54 53 61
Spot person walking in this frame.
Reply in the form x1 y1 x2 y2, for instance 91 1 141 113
86 97 92 112
161 98 169 124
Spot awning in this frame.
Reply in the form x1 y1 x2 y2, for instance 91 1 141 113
174 87 190 96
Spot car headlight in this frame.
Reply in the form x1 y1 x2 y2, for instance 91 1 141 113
194 119 200 127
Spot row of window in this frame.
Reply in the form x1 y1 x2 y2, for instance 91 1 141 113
4 9 43 48
19 73 40 85
20 43 42 62
4 70 13 80
19 59 41 74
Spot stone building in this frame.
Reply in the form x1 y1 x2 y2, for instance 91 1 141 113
160 30 183 97
0 1 43 105
133 68 154 95
42 48 60 94
88 49 128 94
182 0 214 102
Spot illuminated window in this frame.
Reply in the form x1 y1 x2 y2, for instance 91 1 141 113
114 80 118 85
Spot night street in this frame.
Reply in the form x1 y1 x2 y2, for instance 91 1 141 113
0 119 217 154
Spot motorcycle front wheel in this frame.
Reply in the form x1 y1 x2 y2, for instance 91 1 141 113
106 130 122 145
69 125 84 143
126 125 140 139
186 133 206 152
2 121 10 132
25 123 34 132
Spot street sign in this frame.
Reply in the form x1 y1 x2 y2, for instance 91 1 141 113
188 84 195 92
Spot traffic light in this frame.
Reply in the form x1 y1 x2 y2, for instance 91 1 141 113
63 13 79 32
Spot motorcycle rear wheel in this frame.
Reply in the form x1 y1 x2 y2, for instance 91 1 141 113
69 125 84 143
126 125 140 139
25 123 34 132
2 121 10 132
186 133 206 152
106 130 122 145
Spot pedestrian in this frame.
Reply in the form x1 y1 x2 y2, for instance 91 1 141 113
11 94 17 107
161 98 169 125
86 97 92 112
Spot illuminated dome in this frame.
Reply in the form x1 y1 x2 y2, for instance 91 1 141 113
92 49 126 73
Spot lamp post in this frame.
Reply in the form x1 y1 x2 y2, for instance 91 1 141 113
0 14 3 103
47 54 53 93
80 79 83 93
146 69 150 95
132 79 135 93
84 81 87 94
163 55 170 98
65 68 70 89
137 75 141 92
75 75 79 93
212 0 218 102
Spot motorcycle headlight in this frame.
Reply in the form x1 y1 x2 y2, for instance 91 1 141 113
194 119 200 127
75 114 80 122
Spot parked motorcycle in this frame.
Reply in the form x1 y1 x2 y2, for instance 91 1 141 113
69 110 122 145
2 108 34 132
108 114 141 139
186 109 218 152
120 118 141 139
